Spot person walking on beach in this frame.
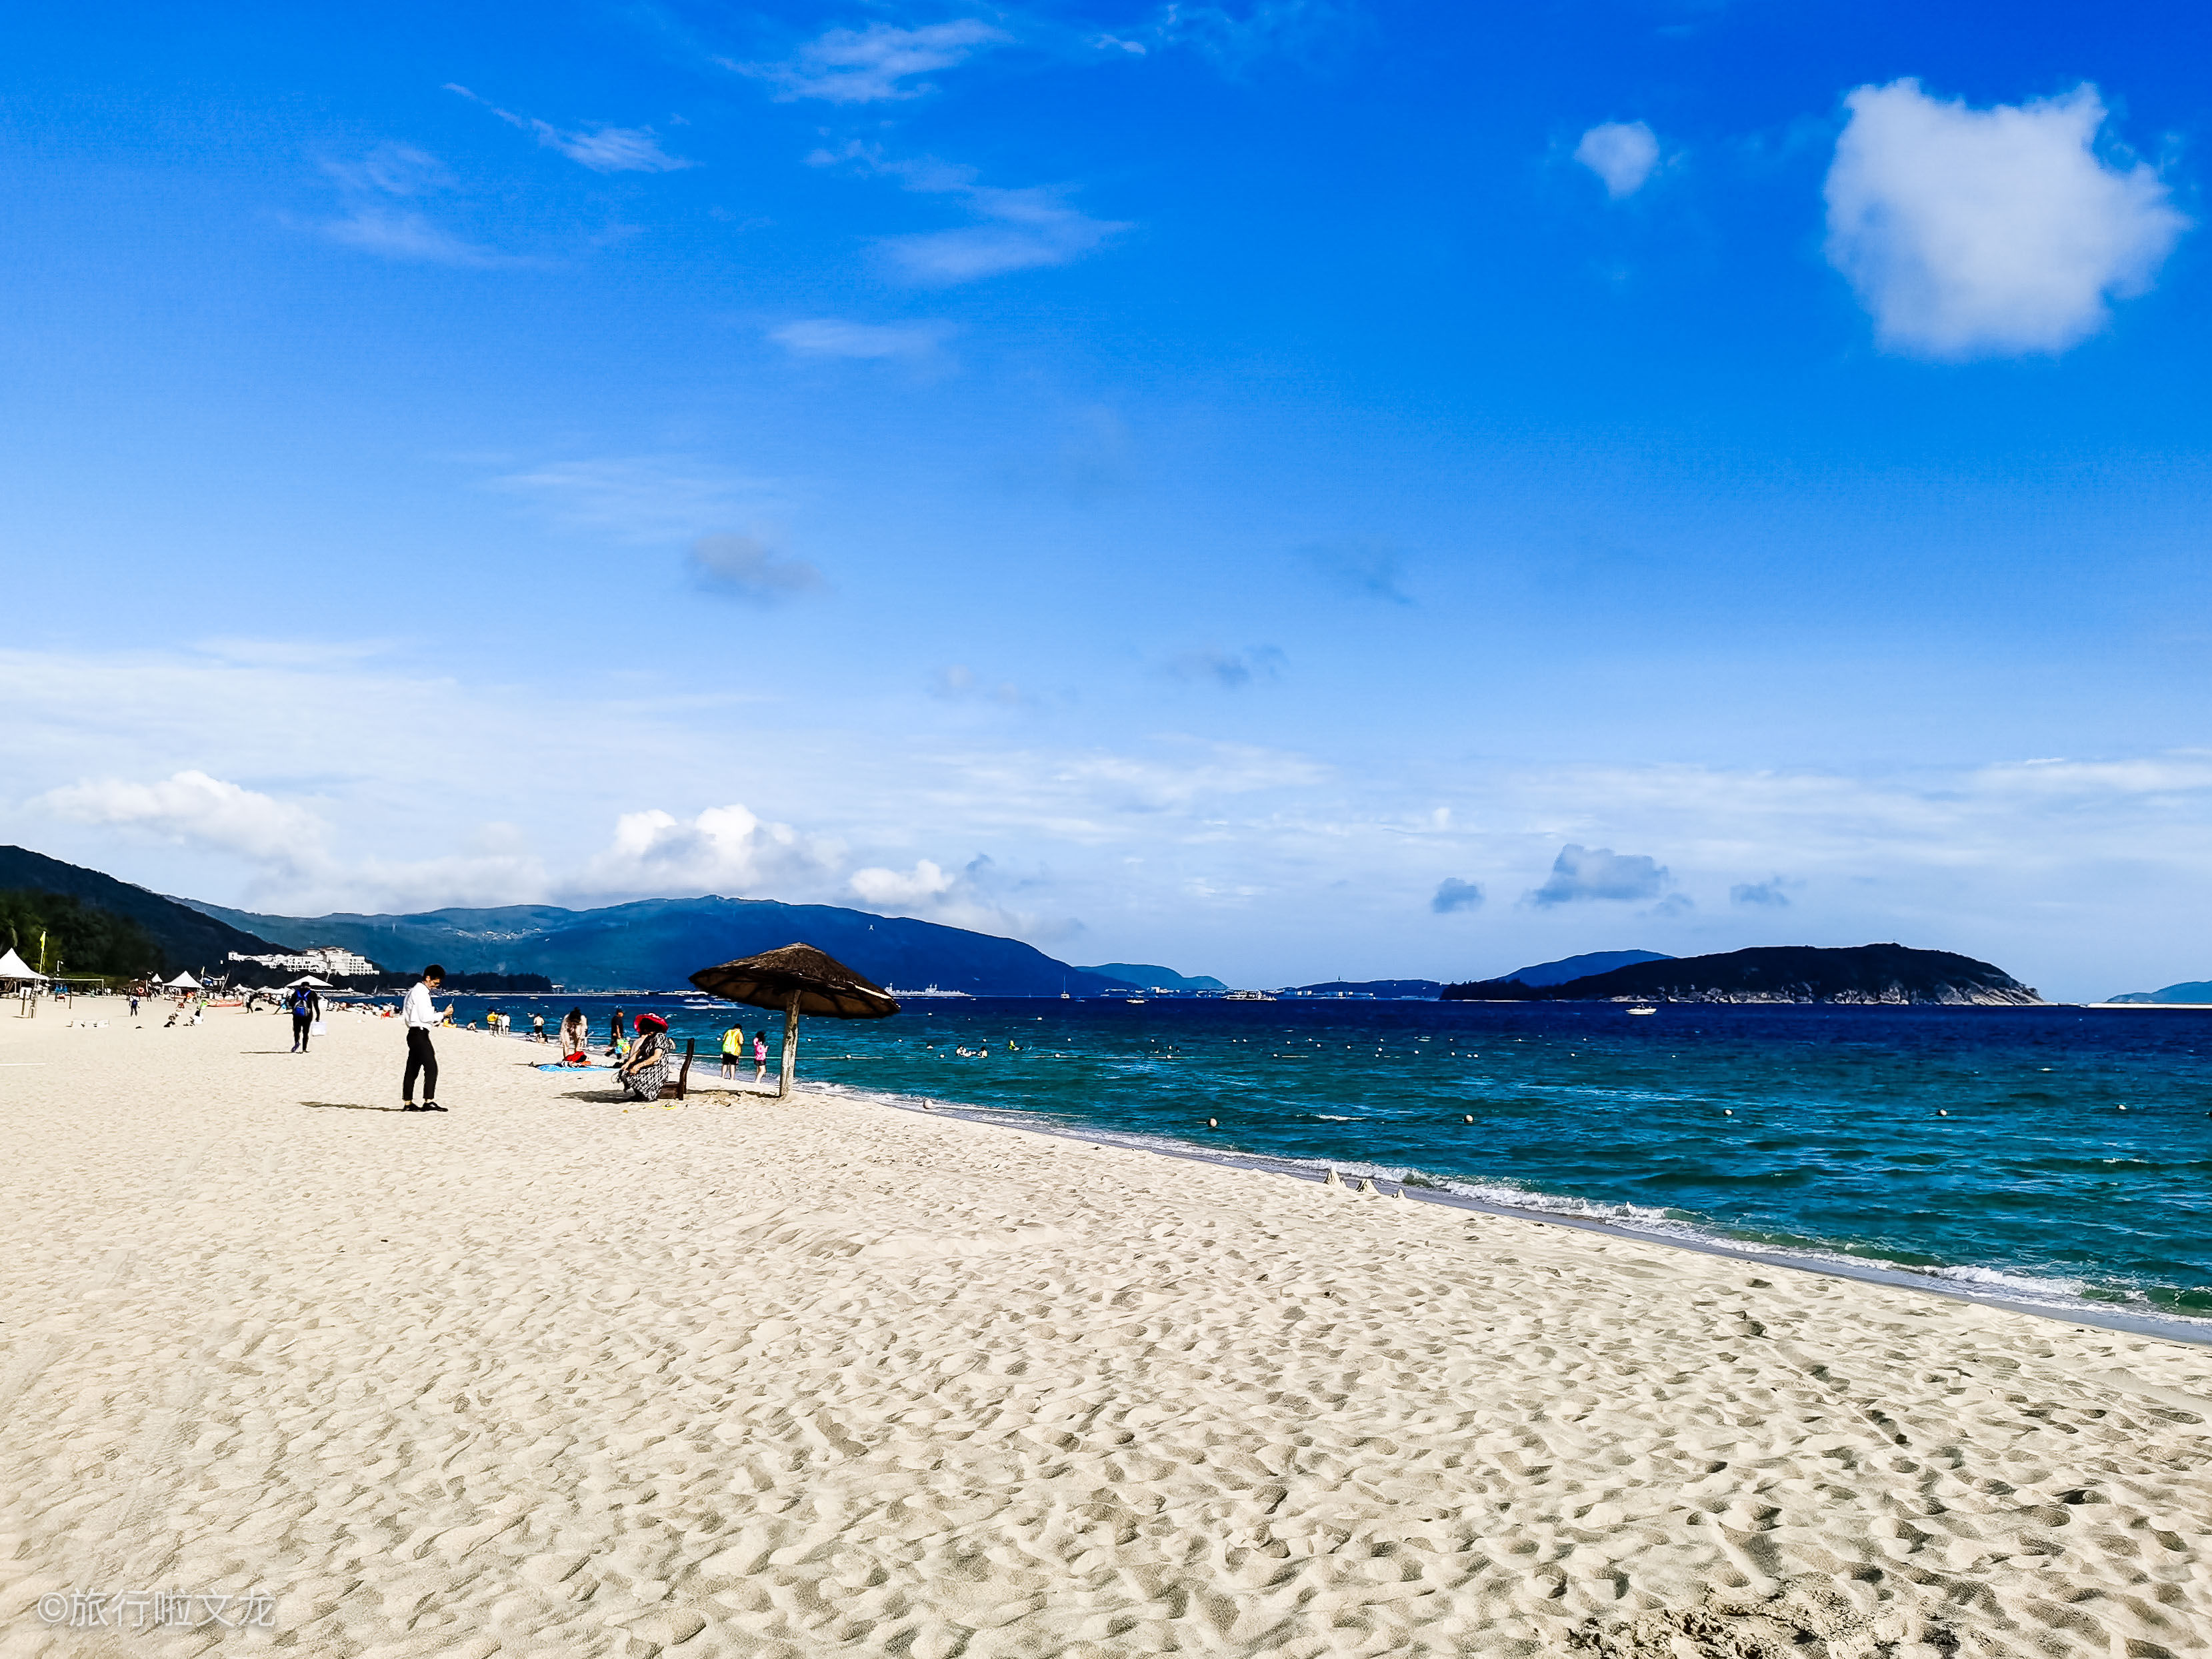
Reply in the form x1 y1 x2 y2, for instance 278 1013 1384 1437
531 1012 546 1044
721 1023 743 1080
288 982 321 1052
609 1007 625 1054
402 965 446 1112
753 1028 769 1084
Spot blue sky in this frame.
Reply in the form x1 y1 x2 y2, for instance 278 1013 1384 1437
5 0 2210 997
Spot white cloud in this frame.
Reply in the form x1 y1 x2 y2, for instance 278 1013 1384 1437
735 20 1009 103
849 857 956 908
813 145 1129 283
769 317 953 360
1573 121 1659 199
311 145 506 265
687 533 827 604
1730 876 1795 907
37 771 328 870
576 805 840 899
493 456 777 543
446 85 693 174
1431 876 1483 914
1147 0 1353 68
1528 843 1670 906
1823 79 2188 359
883 183 1127 283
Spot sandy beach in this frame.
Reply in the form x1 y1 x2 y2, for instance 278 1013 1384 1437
1 1002 2207 1658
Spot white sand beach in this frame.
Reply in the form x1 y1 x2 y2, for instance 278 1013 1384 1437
1 1003 2207 1657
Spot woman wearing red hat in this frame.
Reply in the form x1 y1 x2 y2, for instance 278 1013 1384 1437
615 1012 675 1102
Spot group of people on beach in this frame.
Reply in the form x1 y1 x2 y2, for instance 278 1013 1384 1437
387 971 775 1109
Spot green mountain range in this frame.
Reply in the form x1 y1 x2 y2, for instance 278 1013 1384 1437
177 893 1174 998
1443 943 2039 1004
0 846 283 975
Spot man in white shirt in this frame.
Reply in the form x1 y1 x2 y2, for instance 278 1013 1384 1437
402 964 447 1112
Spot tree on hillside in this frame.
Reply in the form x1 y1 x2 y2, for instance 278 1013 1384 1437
0 888 161 978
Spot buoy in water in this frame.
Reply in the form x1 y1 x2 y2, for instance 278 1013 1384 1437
1463 1114 1473 1123
1207 1118 1218 1128
1723 1109 1733 1116
1938 1109 1949 1116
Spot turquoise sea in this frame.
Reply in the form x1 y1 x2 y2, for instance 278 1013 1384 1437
443 994 2212 1330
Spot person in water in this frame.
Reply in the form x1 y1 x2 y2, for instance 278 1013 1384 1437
616 1013 674 1102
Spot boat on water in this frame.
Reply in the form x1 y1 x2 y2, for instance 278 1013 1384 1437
1627 1004 1657 1015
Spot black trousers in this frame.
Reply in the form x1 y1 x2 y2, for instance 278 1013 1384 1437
292 1014 312 1050
403 1028 439 1102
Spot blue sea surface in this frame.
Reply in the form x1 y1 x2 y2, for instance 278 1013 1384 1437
441 994 2212 1324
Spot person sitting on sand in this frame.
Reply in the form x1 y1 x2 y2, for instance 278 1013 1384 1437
615 1013 674 1101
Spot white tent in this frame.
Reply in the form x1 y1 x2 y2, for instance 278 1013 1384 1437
165 970 201 990
284 975 333 988
0 947 49 982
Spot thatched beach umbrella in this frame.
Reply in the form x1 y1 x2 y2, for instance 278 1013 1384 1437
689 942 900 1098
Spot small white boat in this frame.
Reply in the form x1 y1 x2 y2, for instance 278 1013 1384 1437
1627 1005 1657 1015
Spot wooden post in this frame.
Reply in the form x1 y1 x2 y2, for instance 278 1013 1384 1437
779 988 800 1098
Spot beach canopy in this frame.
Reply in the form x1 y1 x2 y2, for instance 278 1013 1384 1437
284 974 334 988
0 947 49 982
165 971 201 990
689 942 899 1097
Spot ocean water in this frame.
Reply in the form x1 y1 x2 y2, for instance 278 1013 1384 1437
441 994 2212 1326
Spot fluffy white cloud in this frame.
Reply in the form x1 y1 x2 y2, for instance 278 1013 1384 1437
735 21 1009 103
687 534 827 604
37 771 327 869
1528 844 1669 906
576 805 839 899
1573 121 1659 199
769 318 953 360
1431 876 1483 914
1824 79 2188 358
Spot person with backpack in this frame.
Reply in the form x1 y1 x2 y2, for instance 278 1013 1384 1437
289 982 323 1052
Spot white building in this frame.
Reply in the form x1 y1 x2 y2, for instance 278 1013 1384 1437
226 945 381 977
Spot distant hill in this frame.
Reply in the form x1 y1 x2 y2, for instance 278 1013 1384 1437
1493 948 1673 988
1284 978 1442 999
0 846 285 975
1077 962 1226 991
179 893 1139 998
2107 980 2212 1004
1443 944 2040 1005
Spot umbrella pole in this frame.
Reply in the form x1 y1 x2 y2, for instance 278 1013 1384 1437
779 988 800 1099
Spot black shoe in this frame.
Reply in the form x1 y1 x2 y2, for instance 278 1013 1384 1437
402 1102 423 1111
423 1101 447 1112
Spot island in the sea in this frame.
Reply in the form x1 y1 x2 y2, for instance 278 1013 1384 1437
1441 942 2041 1005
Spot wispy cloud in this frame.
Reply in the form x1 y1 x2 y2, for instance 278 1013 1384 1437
1165 646 1286 689
815 144 1129 283
732 19 1009 103
1574 121 1659 199
1147 0 1357 69
1300 538 1413 605
447 84 695 173
1824 79 2187 359
1730 876 1796 907
311 143 507 265
769 317 953 361
686 533 827 605
930 665 1031 706
493 456 777 543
